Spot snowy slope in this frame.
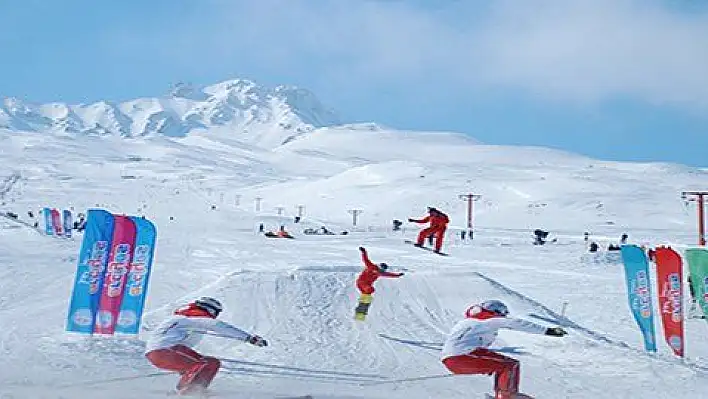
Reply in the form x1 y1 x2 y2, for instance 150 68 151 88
1 84 707 398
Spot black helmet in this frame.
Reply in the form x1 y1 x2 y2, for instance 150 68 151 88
194 297 223 317
379 262 389 271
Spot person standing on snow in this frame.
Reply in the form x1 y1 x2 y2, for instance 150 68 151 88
408 207 449 253
145 297 268 395
441 300 567 399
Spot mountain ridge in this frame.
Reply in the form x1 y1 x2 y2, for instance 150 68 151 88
0 78 341 148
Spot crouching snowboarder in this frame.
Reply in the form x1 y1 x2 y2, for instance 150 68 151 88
145 297 268 395
441 300 567 399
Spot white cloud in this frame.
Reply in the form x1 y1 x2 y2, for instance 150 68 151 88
473 0 708 107
127 0 708 109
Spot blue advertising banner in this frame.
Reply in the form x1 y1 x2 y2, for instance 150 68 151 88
66 209 115 334
63 209 73 238
115 217 157 335
43 207 53 235
620 244 657 352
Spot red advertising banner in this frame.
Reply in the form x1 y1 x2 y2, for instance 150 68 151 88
94 216 137 335
50 208 63 236
654 246 684 357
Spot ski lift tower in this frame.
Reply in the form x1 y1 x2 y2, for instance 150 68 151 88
459 193 481 240
348 209 363 227
682 191 708 246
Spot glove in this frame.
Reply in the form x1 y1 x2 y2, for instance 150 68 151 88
545 327 567 337
398 272 405 277
359 246 366 252
408 218 415 223
247 335 268 347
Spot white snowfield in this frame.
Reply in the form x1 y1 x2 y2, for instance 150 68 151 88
1 82 708 398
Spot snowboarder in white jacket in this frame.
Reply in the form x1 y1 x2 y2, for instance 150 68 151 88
145 297 268 395
441 300 567 399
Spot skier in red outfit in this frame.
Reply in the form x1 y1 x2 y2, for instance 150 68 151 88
409 207 449 253
441 300 567 399
145 297 268 395
356 246 403 294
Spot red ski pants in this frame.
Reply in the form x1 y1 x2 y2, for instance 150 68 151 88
416 226 446 251
146 345 221 391
442 348 520 399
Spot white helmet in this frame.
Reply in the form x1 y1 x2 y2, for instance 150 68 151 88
194 297 223 318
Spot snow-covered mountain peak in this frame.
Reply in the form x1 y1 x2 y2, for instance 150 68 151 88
203 78 259 97
0 78 342 148
273 85 340 128
3 97 32 116
168 82 208 101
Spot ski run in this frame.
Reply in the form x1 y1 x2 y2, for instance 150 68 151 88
2 108 708 398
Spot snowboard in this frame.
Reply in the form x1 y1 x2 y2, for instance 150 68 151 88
264 232 295 239
404 240 449 256
354 293 373 321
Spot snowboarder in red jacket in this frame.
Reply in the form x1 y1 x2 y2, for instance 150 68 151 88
409 207 449 253
356 247 403 295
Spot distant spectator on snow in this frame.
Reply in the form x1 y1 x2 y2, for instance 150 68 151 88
647 248 656 262
589 242 599 253
461 230 467 240
392 219 403 231
533 229 549 245
620 233 628 245
687 276 703 318
73 213 87 232
264 225 294 238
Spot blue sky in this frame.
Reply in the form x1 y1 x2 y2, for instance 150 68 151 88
1 0 707 166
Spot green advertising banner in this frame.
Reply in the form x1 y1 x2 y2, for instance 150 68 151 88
685 248 708 321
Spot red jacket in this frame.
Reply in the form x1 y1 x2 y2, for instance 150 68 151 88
357 250 402 287
410 212 449 229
